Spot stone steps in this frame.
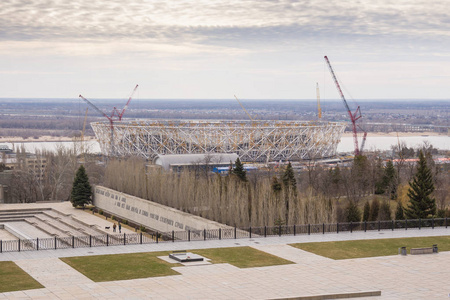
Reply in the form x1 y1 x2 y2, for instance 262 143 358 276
25 217 70 238
0 215 37 222
42 210 106 236
34 214 81 237
1 208 112 241
0 208 51 215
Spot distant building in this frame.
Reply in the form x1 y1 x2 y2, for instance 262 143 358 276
0 146 48 203
153 153 239 172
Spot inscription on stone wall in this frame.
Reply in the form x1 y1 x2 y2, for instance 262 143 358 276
95 187 188 231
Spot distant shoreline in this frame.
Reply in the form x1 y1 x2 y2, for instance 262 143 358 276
0 132 446 144
0 136 96 143
341 131 446 138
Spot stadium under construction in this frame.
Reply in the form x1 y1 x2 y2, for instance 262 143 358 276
82 57 370 163
91 120 346 162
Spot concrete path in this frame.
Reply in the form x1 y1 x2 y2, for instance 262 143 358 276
1 226 448 261
14 258 94 288
1 202 449 299
251 244 332 265
3 249 448 299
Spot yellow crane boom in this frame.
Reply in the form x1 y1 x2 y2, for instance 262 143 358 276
234 95 254 121
316 82 322 119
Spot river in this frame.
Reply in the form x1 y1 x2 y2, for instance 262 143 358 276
3 135 449 155
337 135 449 153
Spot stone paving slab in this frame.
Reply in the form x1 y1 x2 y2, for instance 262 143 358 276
1 202 449 298
2 248 385 299
251 244 332 265
1 227 448 261
14 258 94 288
0 228 16 240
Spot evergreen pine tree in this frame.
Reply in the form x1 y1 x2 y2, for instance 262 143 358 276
384 160 397 199
353 155 370 194
271 176 282 192
70 165 92 208
362 201 370 222
282 162 297 191
345 200 361 222
281 162 297 226
330 166 342 197
379 201 392 220
395 201 404 220
331 166 341 185
375 160 397 198
232 157 247 182
369 198 380 221
404 150 436 219
374 158 385 194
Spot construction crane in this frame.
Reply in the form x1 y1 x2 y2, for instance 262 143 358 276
316 83 322 119
234 95 254 121
79 84 139 155
324 56 367 156
111 84 139 121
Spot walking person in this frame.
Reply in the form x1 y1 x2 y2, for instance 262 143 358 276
113 223 116 232
118 221 122 233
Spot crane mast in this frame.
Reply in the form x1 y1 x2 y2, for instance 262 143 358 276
324 56 364 156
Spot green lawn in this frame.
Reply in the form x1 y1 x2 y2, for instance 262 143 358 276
192 246 294 268
60 251 180 282
0 261 43 293
291 236 450 260
61 247 293 282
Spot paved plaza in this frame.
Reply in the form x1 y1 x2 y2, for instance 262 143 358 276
0 203 449 299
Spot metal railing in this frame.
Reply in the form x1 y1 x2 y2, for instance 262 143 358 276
0 217 447 253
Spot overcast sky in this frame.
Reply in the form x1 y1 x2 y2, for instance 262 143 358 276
1 0 449 100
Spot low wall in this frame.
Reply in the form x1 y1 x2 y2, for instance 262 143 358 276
93 186 232 233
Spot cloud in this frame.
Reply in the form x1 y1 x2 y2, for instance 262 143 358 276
1 0 449 98
1 0 448 46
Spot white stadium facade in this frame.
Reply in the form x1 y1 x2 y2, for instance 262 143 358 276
91 120 346 162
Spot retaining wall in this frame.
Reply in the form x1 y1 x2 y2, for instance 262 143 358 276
93 186 232 233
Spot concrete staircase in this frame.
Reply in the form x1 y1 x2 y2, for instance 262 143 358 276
0 208 107 240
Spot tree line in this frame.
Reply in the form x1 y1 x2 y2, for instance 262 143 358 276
101 145 448 227
2 141 448 228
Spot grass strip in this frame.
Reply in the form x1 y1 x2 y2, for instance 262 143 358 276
0 261 43 293
192 246 294 268
60 251 180 282
290 236 450 260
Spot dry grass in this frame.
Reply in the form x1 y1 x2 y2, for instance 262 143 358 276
61 251 179 282
0 261 43 293
291 236 450 260
192 246 294 268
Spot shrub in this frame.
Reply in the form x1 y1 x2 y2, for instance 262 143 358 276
99 209 104 215
139 225 146 232
437 208 450 218
122 219 128 225
111 215 115 221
